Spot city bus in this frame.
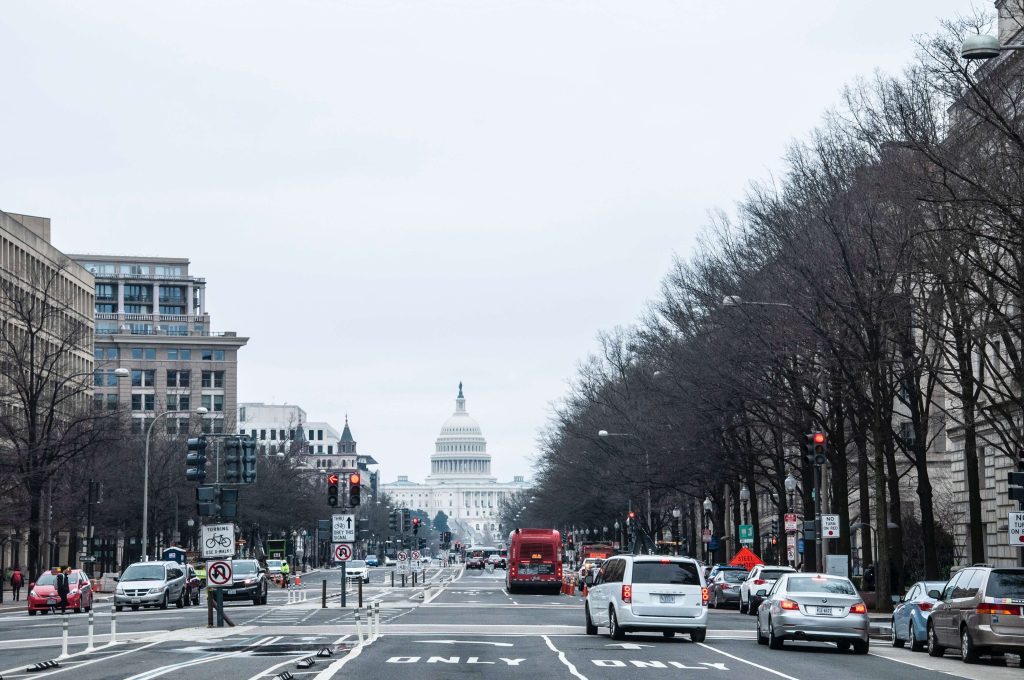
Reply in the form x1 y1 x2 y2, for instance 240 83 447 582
506 528 562 594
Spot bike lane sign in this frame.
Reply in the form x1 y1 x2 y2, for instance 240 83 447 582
201 523 236 559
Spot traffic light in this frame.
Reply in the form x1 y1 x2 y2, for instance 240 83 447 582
412 517 421 535
1010 471 1024 504
327 473 339 507
419 538 427 549
186 436 208 482
771 518 779 535
770 533 777 546
241 435 257 484
388 509 399 531
402 509 412 533
196 485 217 516
806 432 827 465
224 436 242 483
348 472 361 507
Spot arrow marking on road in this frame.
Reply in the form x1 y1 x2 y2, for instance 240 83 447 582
605 642 654 650
417 640 515 647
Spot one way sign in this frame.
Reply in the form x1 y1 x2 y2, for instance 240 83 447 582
333 514 355 542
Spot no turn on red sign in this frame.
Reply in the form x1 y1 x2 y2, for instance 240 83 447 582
1009 512 1024 546
821 514 840 538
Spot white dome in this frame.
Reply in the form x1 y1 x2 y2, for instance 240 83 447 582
430 383 492 476
439 412 483 437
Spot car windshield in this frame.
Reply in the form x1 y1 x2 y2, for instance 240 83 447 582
632 561 701 585
35 573 58 585
787 577 857 595
267 560 283 568
348 560 366 568
233 561 258 575
121 564 166 581
987 571 1024 598
760 570 793 581
723 571 748 583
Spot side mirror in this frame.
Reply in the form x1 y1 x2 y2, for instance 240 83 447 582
899 595 906 603
113 577 119 582
755 589 767 597
928 589 942 600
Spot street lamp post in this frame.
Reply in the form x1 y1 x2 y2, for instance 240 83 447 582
702 496 713 563
739 484 750 525
785 473 798 567
598 430 652 532
671 507 681 555
141 406 208 561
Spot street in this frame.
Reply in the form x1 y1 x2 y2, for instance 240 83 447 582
0 564 1019 679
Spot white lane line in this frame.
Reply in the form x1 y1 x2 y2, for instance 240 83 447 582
0 640 163 678
125 635 279 680
313 634 371 679
868 649 964 673
696 642 801 680
543 634 589 680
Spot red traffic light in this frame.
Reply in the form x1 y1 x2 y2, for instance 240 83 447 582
628 511 636 520
349 472 361 485
812 432 826 445
327 473 339 485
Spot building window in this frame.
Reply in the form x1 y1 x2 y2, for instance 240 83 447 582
201 394 225 412
106 394 119 410
166 393 190 411
166 324 188 336
201 371 225 388
131 370 156 387
131 394 155 411
131 418 144 434
270 430 277 440
328 445 333 454
309 429 314 441
96 284 115 300
318 430 323 441
167 370 190 387
201 349 225 361
124 284 151 302
96 303 116 313
124 304 150 314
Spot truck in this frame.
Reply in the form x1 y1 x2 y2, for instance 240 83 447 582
265 539 287 561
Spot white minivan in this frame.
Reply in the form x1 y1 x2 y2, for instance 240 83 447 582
584 555 708 641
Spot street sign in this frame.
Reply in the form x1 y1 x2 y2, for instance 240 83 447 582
1010 511 1024 546
797 538 805 554
728 547 763 569
397 551 409 573
398 551 408 561
822 514 840 538
332 514 355 542
207 559 233 587
333 543 353 562
201 523 235 559
784 513 798 532
411 550 421 560
738 524 753 545
708 536 719 551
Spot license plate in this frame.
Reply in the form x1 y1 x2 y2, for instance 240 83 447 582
227 589 236 595
659 595 676 604
130 598 141 604
47 598 57 605
816 606 834 616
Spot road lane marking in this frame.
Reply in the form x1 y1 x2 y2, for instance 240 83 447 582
0 640 163 678
124 635 279 680
543 634 589 680
313 633 370 679
696 642 800 680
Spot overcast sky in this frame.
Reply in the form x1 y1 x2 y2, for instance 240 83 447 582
2 1 974 483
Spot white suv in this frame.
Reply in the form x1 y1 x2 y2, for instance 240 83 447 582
584 555 708 641
740 565 795 614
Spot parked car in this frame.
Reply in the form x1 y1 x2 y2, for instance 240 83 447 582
114 561 188 611
183 564 203 606
741 565 796 614
578 558 605 583
345 560 370 583
265 559 285 576
27 568 94 615
890 580 946 651
927 565 1024 663
584 554 708 641
708 569 748 608
755 573 869 653
707 564 747 581
221 559 269 605
366 555 379 567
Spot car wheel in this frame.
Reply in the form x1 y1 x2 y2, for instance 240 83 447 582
609 607 625 640
837 641 850 652
909 622 925 652
739 597 748 614
261 588 268 605
927 622 945 657
891 618 904 648
768 618 783 650
74 605 82 613
160 593 168 610
756 617 767 645
748 599 758 615
115 605 123 612
690 628 706 643
131 605 139 611
853 639 869 655
960 626 980 663
192 594 200 606
176 590 185 609
585 604 598 635
28 609 37 616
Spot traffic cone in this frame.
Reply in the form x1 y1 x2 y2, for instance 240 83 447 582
294 575 302 587
581 584 587 597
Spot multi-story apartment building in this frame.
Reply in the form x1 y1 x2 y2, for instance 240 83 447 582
1 210 96 572
68 254 247 435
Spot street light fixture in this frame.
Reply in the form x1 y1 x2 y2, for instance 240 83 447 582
739 484 750 524
721 295 794 308
702 495 713 562
960 33 1024 60
141 406 208 561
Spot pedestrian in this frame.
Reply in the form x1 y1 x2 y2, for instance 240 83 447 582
55 567 71 614
10 567 24 601
863 564 876 592
280 560 290 588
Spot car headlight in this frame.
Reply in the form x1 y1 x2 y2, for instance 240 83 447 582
29 590 37 598
244 578 256 585
70 589 79 595
148 587 165 595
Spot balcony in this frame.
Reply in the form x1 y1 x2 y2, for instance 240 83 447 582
123 295 152 304
159 295 185 304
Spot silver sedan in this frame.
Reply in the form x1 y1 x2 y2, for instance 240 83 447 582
755 573 870 653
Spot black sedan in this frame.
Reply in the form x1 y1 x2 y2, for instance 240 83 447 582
220 559 268 605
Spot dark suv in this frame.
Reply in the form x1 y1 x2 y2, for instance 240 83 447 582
221 559 268 606
928 565 1024 663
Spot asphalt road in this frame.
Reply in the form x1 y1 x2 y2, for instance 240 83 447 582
0 563 1022 679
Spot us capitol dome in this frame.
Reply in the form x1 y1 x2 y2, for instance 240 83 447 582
381 383 529 545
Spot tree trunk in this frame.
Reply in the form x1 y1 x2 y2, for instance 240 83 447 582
855 426 873 575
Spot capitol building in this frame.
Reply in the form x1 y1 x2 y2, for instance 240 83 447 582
381 384 529 545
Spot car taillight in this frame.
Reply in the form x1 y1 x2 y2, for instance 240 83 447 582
702 587 709 606
850 603 867 614
779 599 800 611
917 602 933 612
978 603 1021 616
721 584 730 590
754 579 765 585
622 585 632 603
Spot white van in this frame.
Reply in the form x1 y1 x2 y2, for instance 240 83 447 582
584 555 708 641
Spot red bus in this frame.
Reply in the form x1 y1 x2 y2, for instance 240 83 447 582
506 528 562 594
582 543 615 560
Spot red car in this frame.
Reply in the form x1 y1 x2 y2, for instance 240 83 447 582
28 568 94 615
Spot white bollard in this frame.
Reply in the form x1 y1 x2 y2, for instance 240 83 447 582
59 615 69 658
375 601 381 639
86 609 95 651
110 607 117 645
355 608 363 643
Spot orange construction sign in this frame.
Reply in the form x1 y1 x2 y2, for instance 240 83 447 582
728 547 764 570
